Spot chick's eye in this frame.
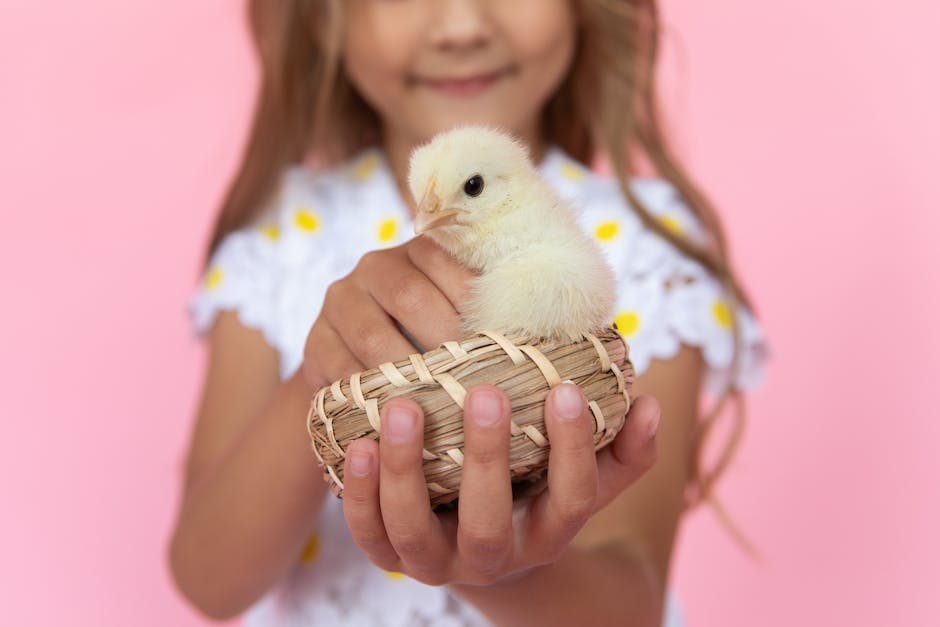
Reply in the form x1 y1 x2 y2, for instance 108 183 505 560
463 175 484 197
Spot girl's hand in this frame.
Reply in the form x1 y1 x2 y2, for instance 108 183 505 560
302 235 476 388
340 383 661 586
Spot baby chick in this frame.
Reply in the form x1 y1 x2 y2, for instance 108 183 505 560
408 126 616 342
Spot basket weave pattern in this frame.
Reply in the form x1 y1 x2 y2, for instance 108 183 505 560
307 327 634 506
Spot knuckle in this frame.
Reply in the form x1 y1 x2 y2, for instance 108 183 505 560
560 433 596 459
464 443 507 468
462 532 511 572
323 281 350 317
408 235 435 262
409 568 449 587
554 494 595 528
380 454 418 479
616 437 657 477
351 527 387 552
357 250 379 271
323 281 337 301
378 427 421 470
389 530 431 559
423 241 449 267
391 275 428 314
355 325 388 362
373 556 401 573
463 529 511 555
343 484 375 507
324 279 344 302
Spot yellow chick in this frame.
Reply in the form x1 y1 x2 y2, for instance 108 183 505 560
408 126 616 342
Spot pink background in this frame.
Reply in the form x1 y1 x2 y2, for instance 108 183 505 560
2 0 937 625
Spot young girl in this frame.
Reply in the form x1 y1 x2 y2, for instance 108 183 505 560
169 1 767 625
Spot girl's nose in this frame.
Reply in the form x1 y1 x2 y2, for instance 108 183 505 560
428 0 492 52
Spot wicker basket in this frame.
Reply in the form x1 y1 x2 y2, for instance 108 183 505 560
306 327 634 507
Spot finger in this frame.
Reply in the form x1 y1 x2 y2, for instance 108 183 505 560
378 397 450 583
594 395 660 510
527 383 599 554
303 319 366 387
457 386 513 579
406 235 476 313
342 439 401 571
367 260 463 350
323 281 418 368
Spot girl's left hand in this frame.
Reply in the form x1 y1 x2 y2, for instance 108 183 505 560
340 382 661 586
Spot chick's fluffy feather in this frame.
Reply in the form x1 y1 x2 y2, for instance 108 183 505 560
408 126 616 342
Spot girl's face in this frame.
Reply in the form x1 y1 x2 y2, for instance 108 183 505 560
343 0 577 148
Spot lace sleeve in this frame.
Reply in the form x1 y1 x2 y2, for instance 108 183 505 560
583 176 769 392
186 221 283 350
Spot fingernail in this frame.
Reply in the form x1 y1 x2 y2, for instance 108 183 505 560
647 413 661 440
348 451 373 477
387 406 416 443
468 388 502 427
554 384 583 420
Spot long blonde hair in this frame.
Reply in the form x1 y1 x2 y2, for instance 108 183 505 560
206 0 762 560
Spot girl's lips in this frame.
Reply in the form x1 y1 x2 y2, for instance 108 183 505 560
416 68 512 97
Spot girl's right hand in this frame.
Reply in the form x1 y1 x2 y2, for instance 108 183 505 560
302 234 476 389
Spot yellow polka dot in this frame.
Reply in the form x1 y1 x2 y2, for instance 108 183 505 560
299 533 319 563
354 155 379 181
377 218 398 243
660 215 684 235
204 267 223 292
385 571 407 581
261 224 280 241
712 299 733 329
614 311 641 338
595 221 620 242
294 208 320 233
561 162 586 182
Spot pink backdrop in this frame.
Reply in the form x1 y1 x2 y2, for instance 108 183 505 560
2 1 937 625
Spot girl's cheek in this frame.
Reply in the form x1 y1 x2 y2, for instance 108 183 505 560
343 37 412 118
497 0 576 58
343 2 424 76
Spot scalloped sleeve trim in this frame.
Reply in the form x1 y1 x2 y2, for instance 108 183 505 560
186 225 283 351
573 173 770 393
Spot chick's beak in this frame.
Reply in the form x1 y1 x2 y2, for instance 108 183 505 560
414 179 460 234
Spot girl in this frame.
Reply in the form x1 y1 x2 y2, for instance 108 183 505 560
169 1 767 626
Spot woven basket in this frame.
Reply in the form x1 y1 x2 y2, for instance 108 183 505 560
306 327 634 507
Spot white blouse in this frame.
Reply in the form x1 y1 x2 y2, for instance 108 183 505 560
187 146 768 626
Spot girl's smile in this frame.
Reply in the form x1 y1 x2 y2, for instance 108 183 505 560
410 65 518 98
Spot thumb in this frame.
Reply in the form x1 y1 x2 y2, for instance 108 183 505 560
593 395 660 510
